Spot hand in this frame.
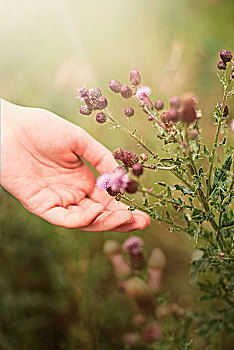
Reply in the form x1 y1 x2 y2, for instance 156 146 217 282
1 100 151 232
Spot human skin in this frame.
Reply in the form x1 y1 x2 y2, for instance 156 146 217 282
0 99 151 232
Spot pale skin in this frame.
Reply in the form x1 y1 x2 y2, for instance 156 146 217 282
0 99 151 232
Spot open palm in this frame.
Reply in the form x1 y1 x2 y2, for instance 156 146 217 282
1 101 151 232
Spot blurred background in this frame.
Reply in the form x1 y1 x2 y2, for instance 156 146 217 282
0 0 233 349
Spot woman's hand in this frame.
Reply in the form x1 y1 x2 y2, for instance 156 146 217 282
1 100 151 232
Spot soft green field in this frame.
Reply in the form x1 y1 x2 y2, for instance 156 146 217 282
0 1 233 349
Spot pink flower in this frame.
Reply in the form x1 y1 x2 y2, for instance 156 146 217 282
109 167 130 192
96 173 111 190
123 236 144 254
136 86 151 99
231 119 234 132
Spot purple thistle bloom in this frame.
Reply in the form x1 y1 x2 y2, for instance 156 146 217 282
123 236 144 254
109 167 130 192
96 173 111 190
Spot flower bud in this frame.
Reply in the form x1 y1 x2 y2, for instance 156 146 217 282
130 69 141 86
147 115 154 121
109 80 122 93
188 129 198 139
169 96 181 109
182 141 187 148
126 179 138 194
124 277 155 312
77 87 88 101
180 106 196 124
167 109 179 123
97 96 108 109
111 254 131 277
103 240 121 257
124 107 135 117
149 248 166 270
140 153 148 162
133 314 147 327
154 100 164 110
142 322 162 343
89 87 102 99
219 252 225 258
113 148 125 161
160 111 168 123
123 150 139 167
79 105 92 115
220 49 232 63
219 103 229 117
217 61 226 70
156 305 171 319
121 85 133 99
84 96 95 109
96 112 107 124
132 163 144 176
148 268 162 292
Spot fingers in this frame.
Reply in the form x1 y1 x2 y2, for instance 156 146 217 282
42 203 105 229
110 214 148 233
74 128 118 173
79 209 133 232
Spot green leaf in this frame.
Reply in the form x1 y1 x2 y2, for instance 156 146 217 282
204 145 209 157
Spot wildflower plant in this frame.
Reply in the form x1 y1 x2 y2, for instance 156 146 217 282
77 50 234 348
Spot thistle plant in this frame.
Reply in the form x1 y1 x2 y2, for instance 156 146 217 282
77 50 234 348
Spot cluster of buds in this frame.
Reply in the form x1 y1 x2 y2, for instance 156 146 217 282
217 49 232 70
77 87 108 123
103 236 186 347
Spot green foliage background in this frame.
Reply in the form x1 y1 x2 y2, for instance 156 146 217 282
0 1 233 349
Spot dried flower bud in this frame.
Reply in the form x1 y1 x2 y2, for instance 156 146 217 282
121 85 133 99
109 80 122 93
154 100 164 110
140 153 148 162
89 87 102 99
103 240 121 257
122 332 140 346
113 148 125 161
130 69 141 86
77 87 88 100
220 49 232 63
188 129 198 139
133 314 147 327
126 179 138 194
219 103 229 117
169 96 181 109
217 61 226 70
149 248 166 270
167 109 179 123
132 163 144 176
97 96 108 109
96 112 107 124
124 277 155 312
79 105 92 115
180 106 196 124
124 107 135 117
123 150 139 167
142 322 162 343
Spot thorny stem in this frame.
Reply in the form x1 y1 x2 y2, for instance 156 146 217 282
104 109 158 158
120 195 187 232
207 70 233 198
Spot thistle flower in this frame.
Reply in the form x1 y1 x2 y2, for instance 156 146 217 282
220 49 232 63
130 69 141 86
109 167 130 192
126 179 138 194
189 129 198 139
76 87 88 101
217 61 226 70
122 332 140 346
113 148 125 161
96 112 107 124
132 163 144 176
219 103 229 117
180 106 196 124
121 85 133 98
109 80 122 93
154 100 164 110
136 86 151 99
133 313 147 326
79 105 92 115
148 248 166 292
167 109 179 123
169 96 181 109
124 277 154 312
96 173 111 190
103 240 130 277
123 150 139 167
123 236 145 270
124 107 135 117
89 87 102 99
